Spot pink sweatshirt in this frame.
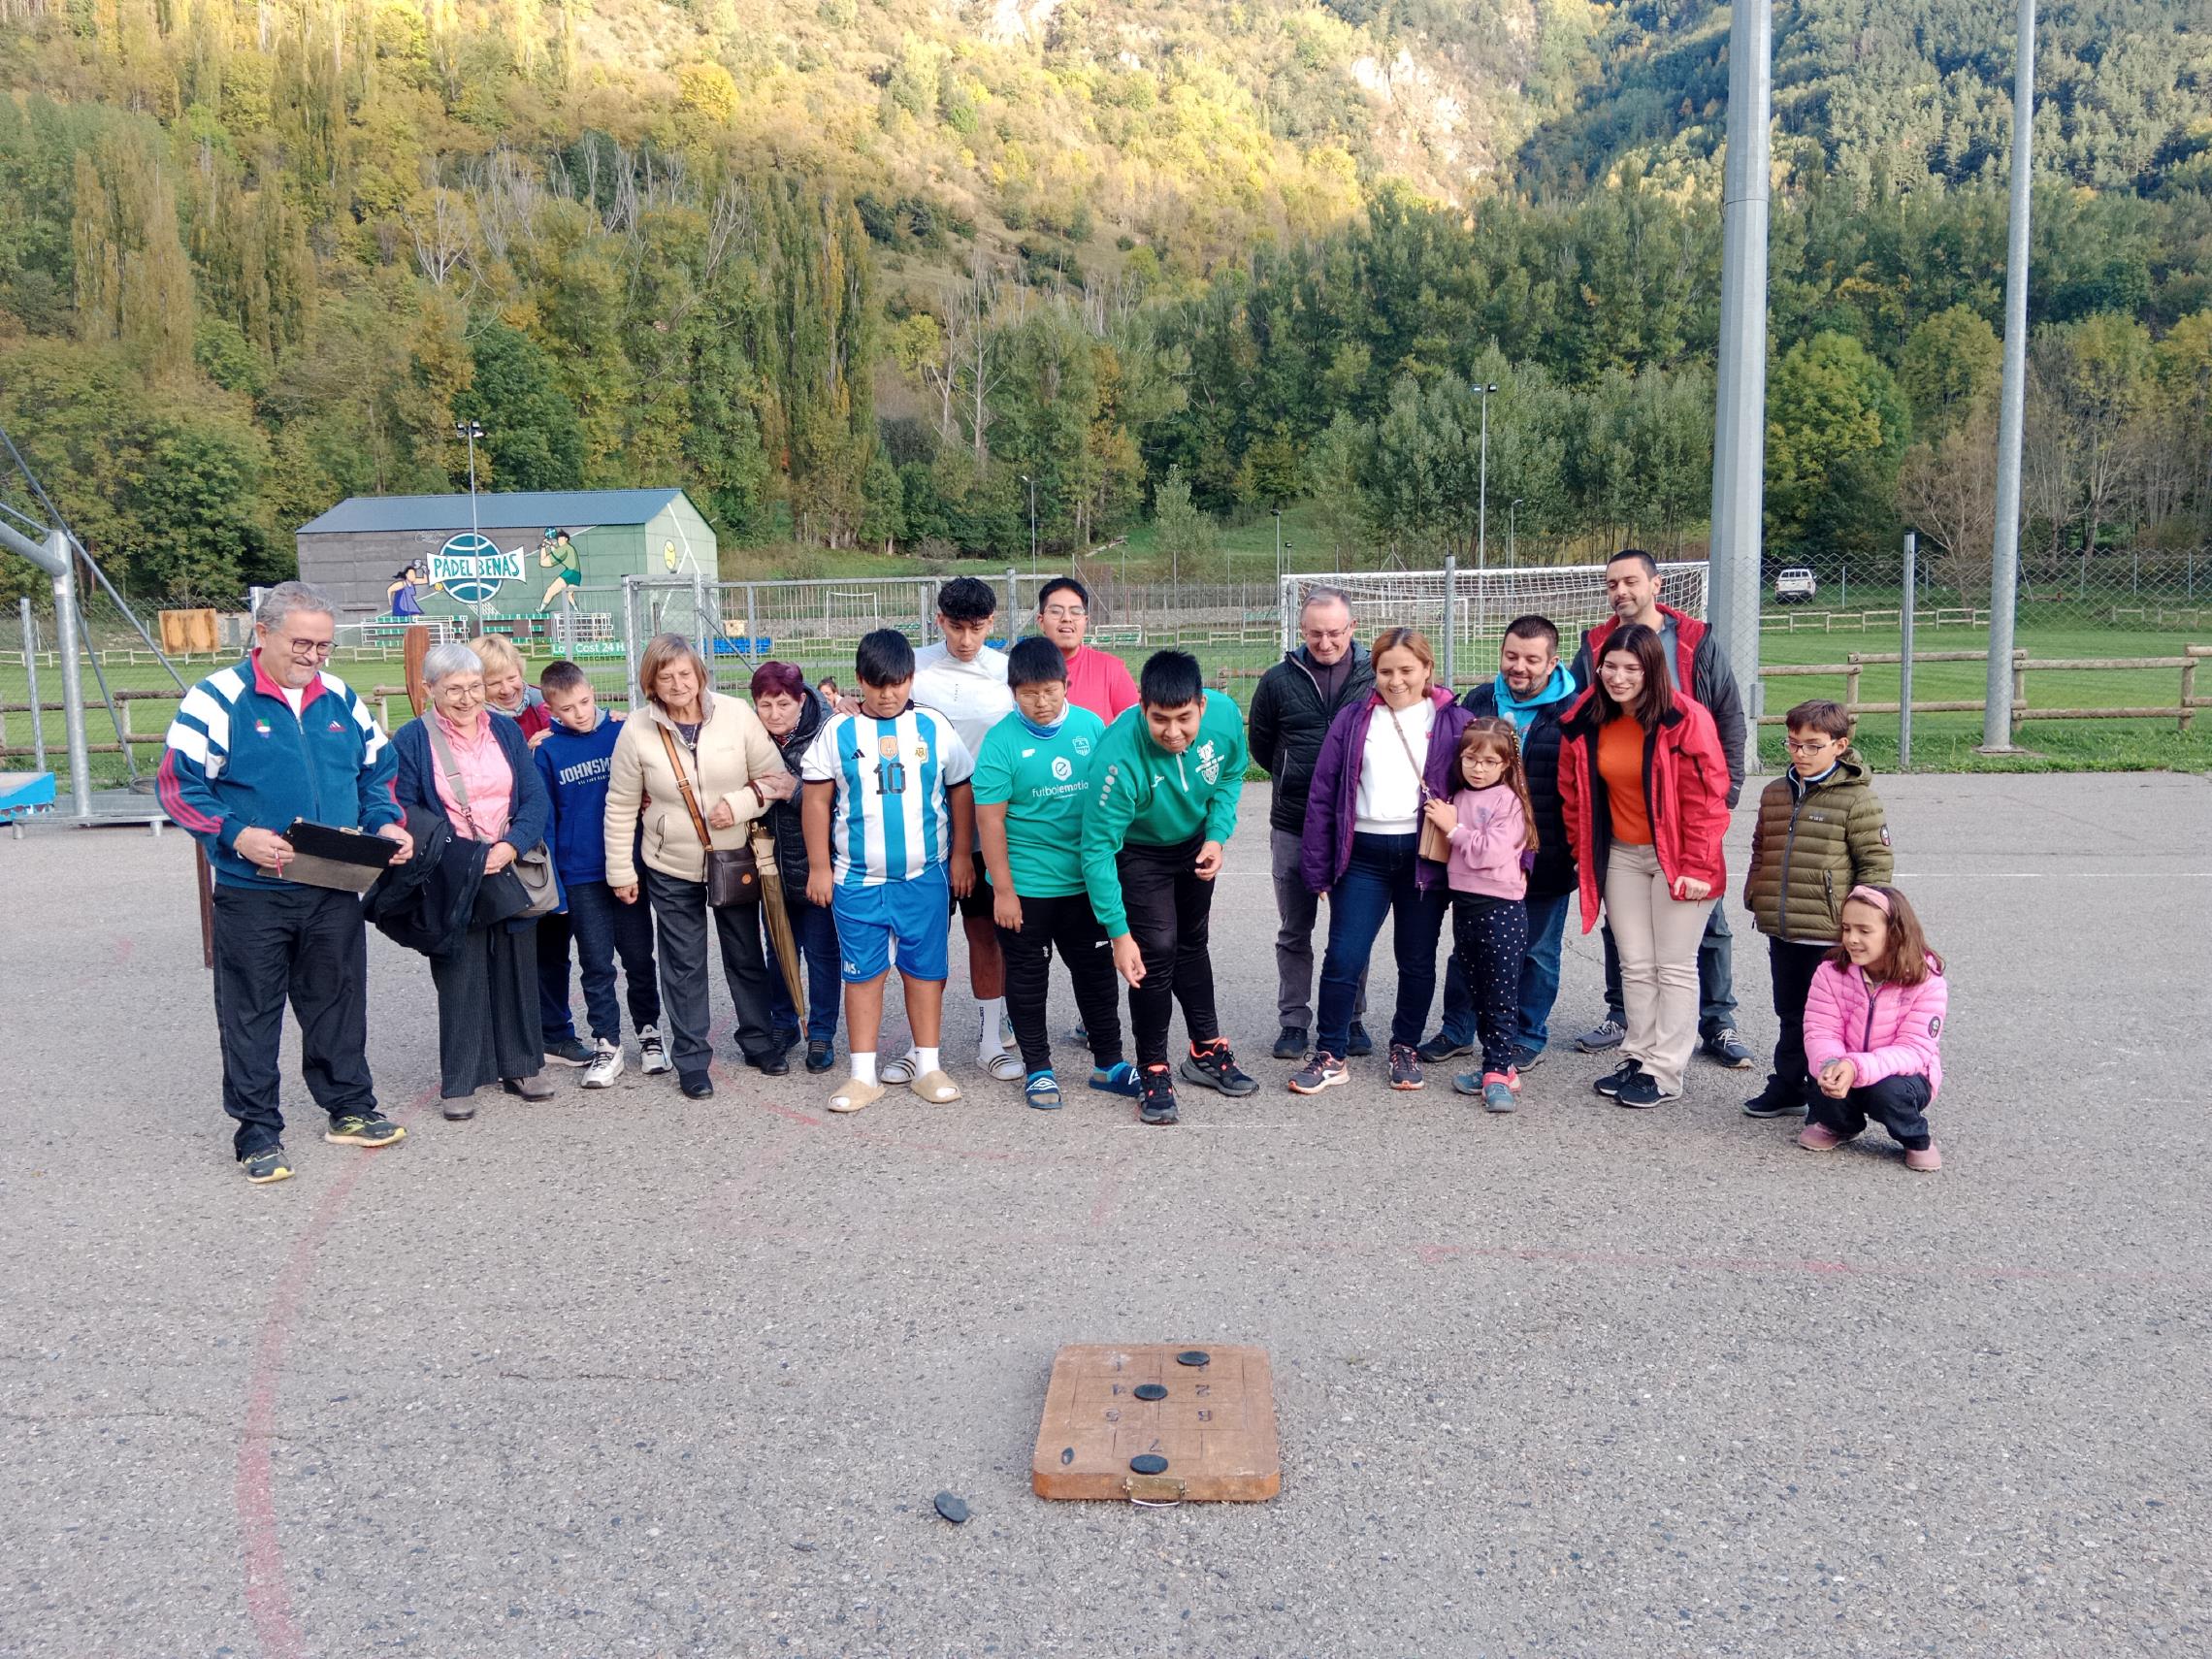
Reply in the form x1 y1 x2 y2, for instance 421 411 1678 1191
1444 783 1527 900
1064 645 1138 722
1802 957 1947 1100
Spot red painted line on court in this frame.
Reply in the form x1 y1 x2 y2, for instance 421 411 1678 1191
235 1089 434 1659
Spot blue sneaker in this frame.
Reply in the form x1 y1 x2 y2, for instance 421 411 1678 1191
1025 1070 1063 1111
1089 1061 1140 1097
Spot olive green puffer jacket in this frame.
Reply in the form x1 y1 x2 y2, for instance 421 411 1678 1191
1742 751 1894 942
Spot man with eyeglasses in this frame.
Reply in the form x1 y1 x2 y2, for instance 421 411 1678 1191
1246 586 1377 1059
162 581 414 1185
1034 576 1137 721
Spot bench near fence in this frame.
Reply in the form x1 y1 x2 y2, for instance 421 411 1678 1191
1757 645 2210 734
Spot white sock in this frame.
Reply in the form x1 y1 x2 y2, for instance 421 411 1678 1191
978 997 1007 1055
916 1046 941 1077
850 1052 877 1086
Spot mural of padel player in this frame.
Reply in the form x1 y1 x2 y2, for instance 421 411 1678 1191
538 529 582 612
387 562 437 618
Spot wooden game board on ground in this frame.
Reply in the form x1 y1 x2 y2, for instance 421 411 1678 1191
1031 1344 1281 1504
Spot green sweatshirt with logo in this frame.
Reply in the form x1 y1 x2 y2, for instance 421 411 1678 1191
1080 691 1247 937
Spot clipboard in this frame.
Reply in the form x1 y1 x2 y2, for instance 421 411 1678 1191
280 818 401 893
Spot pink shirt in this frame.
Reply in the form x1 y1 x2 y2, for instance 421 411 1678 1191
431 710 514 843
1444 783 1529 900
1064 645 1138 722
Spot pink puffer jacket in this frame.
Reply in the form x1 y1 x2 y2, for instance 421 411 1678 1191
1802 957 1947 1100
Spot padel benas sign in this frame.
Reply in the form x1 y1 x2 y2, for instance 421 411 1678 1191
430 533 522 605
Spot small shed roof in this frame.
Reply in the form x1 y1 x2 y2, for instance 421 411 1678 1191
298 489 692 536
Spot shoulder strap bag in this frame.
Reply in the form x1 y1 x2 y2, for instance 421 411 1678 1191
1383 702 1453 865
658 722 760 907
425 715 558 920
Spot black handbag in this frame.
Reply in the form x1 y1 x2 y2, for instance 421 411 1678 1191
659 724 760 907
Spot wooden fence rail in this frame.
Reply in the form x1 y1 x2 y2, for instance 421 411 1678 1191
1756 645 2209 734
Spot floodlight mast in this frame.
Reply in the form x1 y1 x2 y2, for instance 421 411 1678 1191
0 516 92 818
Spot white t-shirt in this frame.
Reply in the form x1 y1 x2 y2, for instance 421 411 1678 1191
1355 698 1434 834
280 687 305 716
799 703 975 887
911 640 1013 757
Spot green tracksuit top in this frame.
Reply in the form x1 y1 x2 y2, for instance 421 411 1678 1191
1080 691 1247 937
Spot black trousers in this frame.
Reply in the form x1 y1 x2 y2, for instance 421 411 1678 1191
428 920 543 1098
1118 835 1221 1068
1451 895 1529 1077
211 883 376 1158
1766 937 1833 1103
645 865 777 1074
1809 1072 1934 1151
996 892 1127 1076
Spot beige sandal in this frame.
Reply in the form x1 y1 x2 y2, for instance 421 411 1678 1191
909 1068 962 1104
827 1078 887 1115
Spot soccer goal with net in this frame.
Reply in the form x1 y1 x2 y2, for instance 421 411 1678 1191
1279 563 1709 664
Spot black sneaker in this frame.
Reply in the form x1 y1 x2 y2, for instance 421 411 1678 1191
323 1114 406 1148
1272 1025 1309 1060
240 1146 292 1184
680 1070 715 1099
1510 1043 1547 1071
1615 1070 1671 1109
805 1039 835 1074
1180 1040 1258 1097
1592 1058 1643 1099
1346 1022 1375 1058
774 1024 802 1053
1387 1043 1424 1090
1702 1027 1755 1068
544 1036 595 1067
1416 1032 1474 1064
1742 1077 1808 1118
1138 1065 1180 1124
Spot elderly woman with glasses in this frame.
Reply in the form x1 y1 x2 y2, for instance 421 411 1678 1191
392 641 557 1118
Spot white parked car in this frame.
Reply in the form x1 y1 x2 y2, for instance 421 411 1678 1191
1774 567 1818 603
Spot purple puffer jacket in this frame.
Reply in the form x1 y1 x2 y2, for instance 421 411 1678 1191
1299 687 1471 895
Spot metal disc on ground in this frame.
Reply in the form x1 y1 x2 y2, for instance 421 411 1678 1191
1176 1350 1211 1367
1128 1454 1169 1475
933 1491 969 1524
1133 1382 1168 1401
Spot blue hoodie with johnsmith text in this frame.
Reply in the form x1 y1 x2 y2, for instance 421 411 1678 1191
535 709 627 886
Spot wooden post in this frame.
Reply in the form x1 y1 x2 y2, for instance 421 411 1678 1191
2011 650 2028 733
1845 659 1863 719
2182 648 2200 734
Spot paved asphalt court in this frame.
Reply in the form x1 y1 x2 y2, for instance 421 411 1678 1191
4 772 2208 1658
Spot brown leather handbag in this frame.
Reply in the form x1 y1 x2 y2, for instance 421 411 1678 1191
659 724 760 906
1383 703 1454 863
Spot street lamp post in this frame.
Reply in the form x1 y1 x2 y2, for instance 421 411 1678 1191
1021 473 1038 575
1509 499 1522 569
1274 509 1283 595
1477 383 1498 571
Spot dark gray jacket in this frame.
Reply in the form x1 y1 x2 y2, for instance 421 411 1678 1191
1247 643 1375 834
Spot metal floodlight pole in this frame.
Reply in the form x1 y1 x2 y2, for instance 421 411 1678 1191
1022 474 1037 575
1983 0 2036 752
1477 384 1496 572
1509 499 1521 569
1442 551 1458 692
1900 530 1918 770
1707 0 1775 775
49 530 92 818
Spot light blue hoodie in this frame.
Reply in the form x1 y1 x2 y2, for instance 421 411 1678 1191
1489 664 1578 739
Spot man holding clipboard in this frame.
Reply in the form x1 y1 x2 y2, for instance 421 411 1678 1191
160 582 416 1184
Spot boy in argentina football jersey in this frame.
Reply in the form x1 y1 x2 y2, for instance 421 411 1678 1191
801 629 976 1115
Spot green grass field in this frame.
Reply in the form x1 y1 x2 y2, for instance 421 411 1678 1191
6 617 2205 790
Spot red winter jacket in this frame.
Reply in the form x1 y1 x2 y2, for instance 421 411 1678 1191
1556 687 1733 932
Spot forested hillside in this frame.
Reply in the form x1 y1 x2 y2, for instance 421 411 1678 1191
1 0 2209 604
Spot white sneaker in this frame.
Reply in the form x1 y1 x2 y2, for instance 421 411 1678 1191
637 1025 672 1075
581 1038 624 1090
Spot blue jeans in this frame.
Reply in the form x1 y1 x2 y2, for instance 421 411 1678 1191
1316 832 1446 1057
559 879 662 1044
764 890 842 1045
1434 889 1571 1054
